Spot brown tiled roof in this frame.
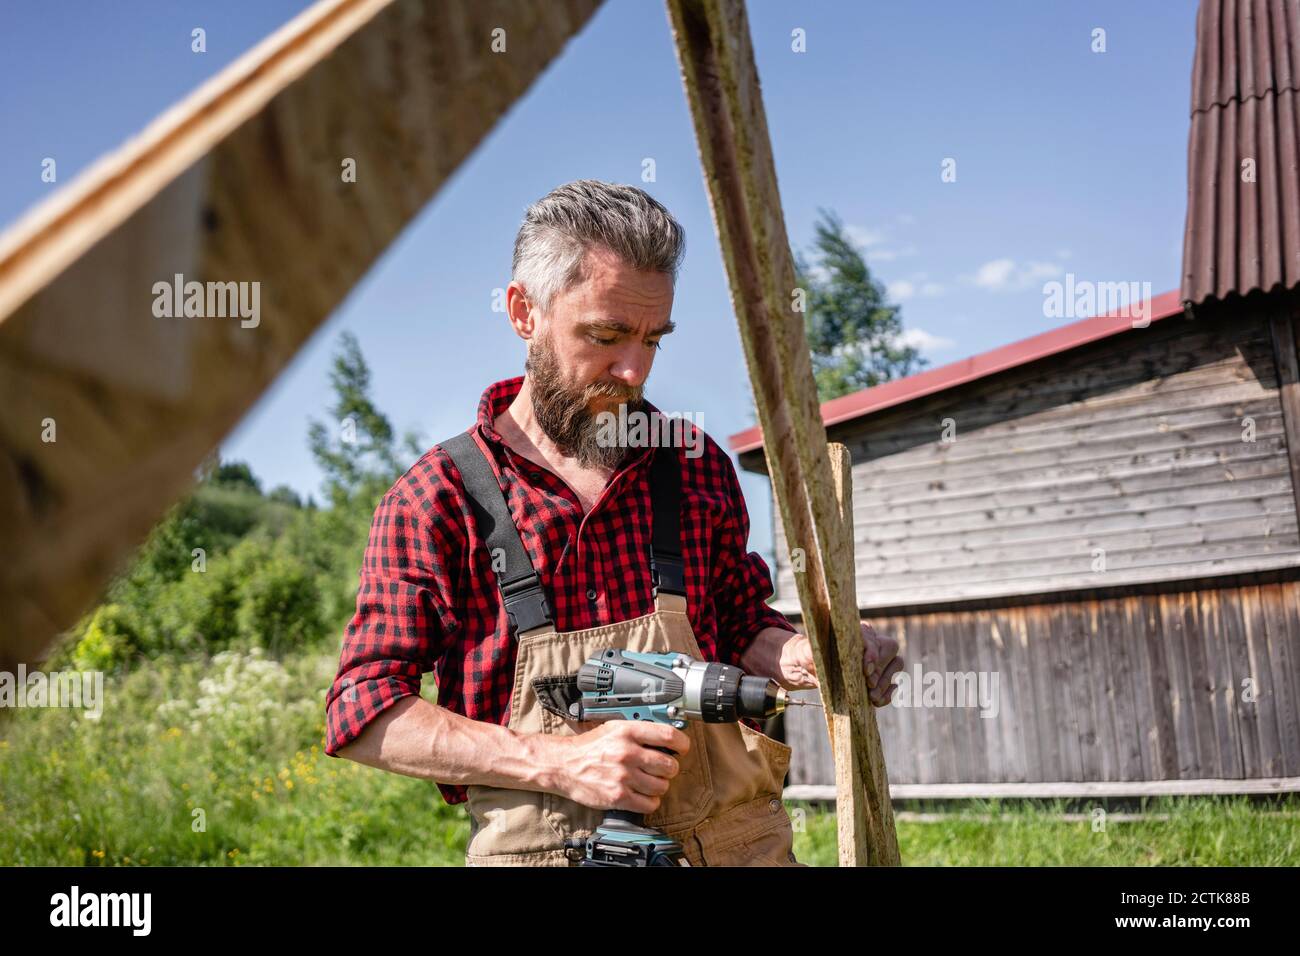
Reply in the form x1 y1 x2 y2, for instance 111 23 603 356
1181 0 1300 307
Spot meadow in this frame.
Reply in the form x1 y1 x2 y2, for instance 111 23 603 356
3 644 1296 867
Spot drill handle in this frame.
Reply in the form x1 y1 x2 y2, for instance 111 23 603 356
603 743 678 829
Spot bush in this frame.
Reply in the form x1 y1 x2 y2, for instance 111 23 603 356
236 548 324 655
70 604 140 674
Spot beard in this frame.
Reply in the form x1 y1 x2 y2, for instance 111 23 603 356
524 330 646 470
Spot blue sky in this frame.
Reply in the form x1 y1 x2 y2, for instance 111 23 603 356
1 0 1198 561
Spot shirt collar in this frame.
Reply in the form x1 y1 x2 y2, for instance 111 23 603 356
475 375 663 472
476 376 524 446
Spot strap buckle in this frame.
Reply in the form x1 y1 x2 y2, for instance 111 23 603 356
501 574 553 636
650 553 686 597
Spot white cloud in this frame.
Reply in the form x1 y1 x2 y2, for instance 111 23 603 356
1022 261 1063 282
841 223 916 263
844 225 886 248
827 327 956 363
897 327 956 353
968 258 1063 292
972 258 1015 289
887 280 915 301
887 273 944 302
870 244 917 262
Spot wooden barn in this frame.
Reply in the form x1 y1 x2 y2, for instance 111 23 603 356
733 0 1300 799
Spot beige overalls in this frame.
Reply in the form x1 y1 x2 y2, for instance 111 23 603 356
464 591 800 866
441 429 801 867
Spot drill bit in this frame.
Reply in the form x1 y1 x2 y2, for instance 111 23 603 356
770 686 824 716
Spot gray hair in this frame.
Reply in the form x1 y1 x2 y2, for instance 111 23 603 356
511 180 686 315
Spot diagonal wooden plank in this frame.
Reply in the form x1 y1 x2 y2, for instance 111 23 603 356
664 0 900 865
0 0 604 670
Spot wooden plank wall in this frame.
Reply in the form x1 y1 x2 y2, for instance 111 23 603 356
767 311 1300 609
784 577 1300 786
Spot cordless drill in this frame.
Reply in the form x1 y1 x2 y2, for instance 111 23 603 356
533 648 818 867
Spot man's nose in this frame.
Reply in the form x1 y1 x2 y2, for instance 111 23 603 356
609 346 652 388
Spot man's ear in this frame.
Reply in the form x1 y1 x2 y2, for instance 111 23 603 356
505 282 535 340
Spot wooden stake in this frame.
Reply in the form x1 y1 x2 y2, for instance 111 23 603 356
665 0 900 865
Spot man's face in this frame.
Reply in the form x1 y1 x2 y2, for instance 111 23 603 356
522 246 675 469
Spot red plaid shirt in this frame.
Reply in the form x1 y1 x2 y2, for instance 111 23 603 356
324 375 795 805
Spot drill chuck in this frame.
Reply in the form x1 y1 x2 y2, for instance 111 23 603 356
684 660 788 721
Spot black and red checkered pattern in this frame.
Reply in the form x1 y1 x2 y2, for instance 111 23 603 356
324 375 795 805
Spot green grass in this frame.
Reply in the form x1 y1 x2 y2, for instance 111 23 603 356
790 796 1300 866
0 648 469 866
3 648 1297 866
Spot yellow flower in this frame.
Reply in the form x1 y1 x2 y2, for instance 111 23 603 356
91 849 105 859
164 727 182 739
284 779 294 790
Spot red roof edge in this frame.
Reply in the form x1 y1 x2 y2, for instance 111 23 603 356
727 289 1184 455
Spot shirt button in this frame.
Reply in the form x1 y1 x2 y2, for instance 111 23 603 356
586 588 598 601
769 798 782 813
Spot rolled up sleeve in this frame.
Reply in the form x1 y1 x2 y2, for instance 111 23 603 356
325 490 459 756
710 453 796 669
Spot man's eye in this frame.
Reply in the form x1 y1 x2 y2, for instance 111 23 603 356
587 334 617 346
647 340 663 351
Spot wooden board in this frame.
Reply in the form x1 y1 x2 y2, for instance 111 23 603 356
0 0 604 669
782 579 1300 788
758 310 1300 609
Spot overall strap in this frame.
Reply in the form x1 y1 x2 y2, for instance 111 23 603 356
648 445 686 598
442 428 688 635
441 431 554 639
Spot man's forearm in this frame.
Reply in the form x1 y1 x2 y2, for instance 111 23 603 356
334 696 557 792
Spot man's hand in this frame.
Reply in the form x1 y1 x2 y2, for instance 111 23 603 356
776 622 902 707
543 720 691 814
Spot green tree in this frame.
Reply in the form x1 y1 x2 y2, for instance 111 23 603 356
267 485 303 509
306 333 424 630
796 208 927 402
308 332 421 508
210 461 262 494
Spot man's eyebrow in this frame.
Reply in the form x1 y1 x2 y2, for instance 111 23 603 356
583 319 676 336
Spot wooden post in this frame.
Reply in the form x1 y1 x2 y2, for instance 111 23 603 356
665 0 900 865
0 0 603 669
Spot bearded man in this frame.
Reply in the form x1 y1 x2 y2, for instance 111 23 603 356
324 179 901 866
